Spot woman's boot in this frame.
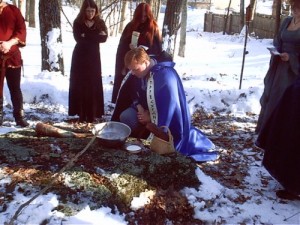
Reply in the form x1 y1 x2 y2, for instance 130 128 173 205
13 109 29 127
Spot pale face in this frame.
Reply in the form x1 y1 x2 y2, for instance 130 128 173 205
85 7 96 20
141 11 147 23
128 60 149 78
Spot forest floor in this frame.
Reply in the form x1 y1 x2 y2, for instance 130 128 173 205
0 107 272 224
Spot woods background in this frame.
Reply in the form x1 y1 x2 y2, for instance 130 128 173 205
9 0 288 74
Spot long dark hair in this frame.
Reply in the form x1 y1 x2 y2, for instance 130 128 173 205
74 0 104 30
125 3 161 46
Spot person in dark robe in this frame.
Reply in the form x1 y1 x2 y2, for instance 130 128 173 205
256 0 300 134
256 77 300 200
112 47 218 162
111 2 162 103
68 0 108 123
0 0 29 127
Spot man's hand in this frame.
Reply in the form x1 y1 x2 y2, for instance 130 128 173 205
136 104 150 125
0 38 18 54
146 123 169 141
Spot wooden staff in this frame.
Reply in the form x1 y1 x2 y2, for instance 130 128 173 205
239 0 257 89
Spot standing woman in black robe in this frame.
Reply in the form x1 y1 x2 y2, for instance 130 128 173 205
111 2 162 103
68 0 108 123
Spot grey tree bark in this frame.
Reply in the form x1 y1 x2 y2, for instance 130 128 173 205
28 0 36 28
25 0 29 21
118 0 127 34
39 0 64 74
178 0 187 57
162 0 182 58
240 0 245 27
273 0 281 36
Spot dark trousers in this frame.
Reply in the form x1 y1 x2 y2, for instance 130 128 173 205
5 67 24 113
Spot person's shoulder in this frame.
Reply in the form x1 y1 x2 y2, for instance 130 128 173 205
152 61 176 75
6 4 24 18
152 51 173 63
156 61 175 68
7 4 20 12
124 21 133 29
72 19 81 28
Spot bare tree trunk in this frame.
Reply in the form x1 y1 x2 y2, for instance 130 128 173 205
39 0 64 74
25 0 30 21
178 0 187 57
155 0 161 21
162 0 182 58
28 0 36 28
118 0 127 34
240 0 245 27
223 0 232 34
274 0 281 37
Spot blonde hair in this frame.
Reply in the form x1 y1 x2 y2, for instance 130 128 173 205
124 47 150 68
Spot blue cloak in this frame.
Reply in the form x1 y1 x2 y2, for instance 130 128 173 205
147 61 218 162
111 59 218 162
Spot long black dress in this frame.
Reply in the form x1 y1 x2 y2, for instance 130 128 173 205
256 77 300 196
68 19 108 122
111 21 162 103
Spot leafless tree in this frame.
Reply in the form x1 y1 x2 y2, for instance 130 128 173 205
162 0 182 58
178 0 187 57
39 0 64 74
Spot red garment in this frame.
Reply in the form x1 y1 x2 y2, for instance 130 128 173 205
0 4 26 68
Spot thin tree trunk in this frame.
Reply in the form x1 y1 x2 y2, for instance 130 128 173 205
28 0 36 28
25 0 30 21
274 0 281 37
118 0 127 34
223 0 232 35
178 0 187 57
240 0 245 27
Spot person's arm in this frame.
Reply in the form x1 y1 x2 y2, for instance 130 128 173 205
11 5 26 47
85 19 108 43
273 17 291 52
0 6 26 54
146 123 169 141
152 28 163 54
73 20 85 43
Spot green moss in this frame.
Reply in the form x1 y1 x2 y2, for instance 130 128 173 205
63 170 112 202
0 127 200 216
112 173 150 206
